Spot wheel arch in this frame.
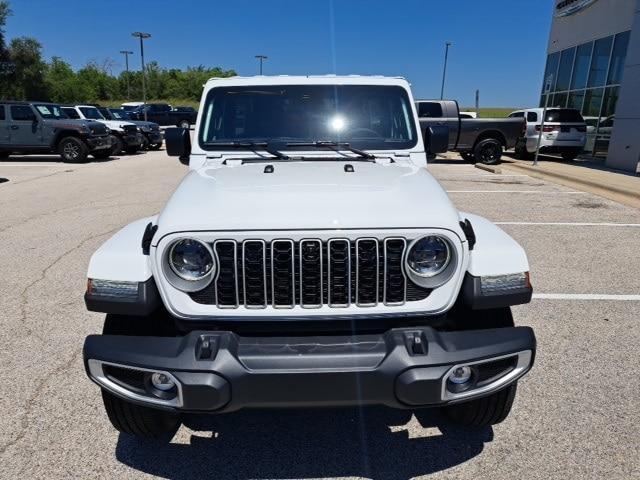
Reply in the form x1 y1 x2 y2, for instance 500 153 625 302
473 130 507 148
52 130 83 149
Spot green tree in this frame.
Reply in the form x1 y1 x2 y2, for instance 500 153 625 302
0 1 13 97
8 36 48 99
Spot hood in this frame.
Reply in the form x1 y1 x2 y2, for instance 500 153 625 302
49 119 102 130
155 161 461 238
95 119 136 130
129 120 158 129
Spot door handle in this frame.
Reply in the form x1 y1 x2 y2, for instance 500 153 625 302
10 125 19 130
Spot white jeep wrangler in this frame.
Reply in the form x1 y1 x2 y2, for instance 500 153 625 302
83 75 536 438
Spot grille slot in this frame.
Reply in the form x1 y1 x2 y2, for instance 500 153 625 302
190 237 432 308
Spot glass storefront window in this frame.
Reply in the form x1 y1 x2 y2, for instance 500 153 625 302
608 31 630 85
542 52 560 92
553 92 568 108
587 36 613 87
571 42 593 90
556 47 576 91
567 90 585 111
583 88 604 117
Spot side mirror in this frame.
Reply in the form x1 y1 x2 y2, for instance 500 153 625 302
425 125 449 155
165 127 191 165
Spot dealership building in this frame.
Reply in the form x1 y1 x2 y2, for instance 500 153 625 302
542 0 640 172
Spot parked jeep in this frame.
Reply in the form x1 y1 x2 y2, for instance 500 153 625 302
83 76 536 439
61 105 142 155
0 101 112 162
98 107 163 150
129 103 197 129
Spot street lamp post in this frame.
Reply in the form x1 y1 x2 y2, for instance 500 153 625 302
440 42 452 100
119 50 134 99
255 55 267 75
132 32 151 120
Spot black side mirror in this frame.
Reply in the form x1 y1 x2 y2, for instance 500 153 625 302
165 127 191 165
425 125 449 155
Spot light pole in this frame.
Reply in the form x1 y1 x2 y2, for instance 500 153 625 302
132 32 151 120
440 42 452 100
119 50 134 99
255 55 267 75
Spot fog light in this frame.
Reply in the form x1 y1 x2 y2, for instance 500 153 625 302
448 365 472 385
151 372 175 391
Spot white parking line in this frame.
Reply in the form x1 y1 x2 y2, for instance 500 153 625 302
447 190 586 194
533 293 640 301
496 222 640 227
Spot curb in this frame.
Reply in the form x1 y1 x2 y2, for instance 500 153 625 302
474 163 502 174
501 161 640 208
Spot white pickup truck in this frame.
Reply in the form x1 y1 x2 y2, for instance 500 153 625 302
82 75 536 439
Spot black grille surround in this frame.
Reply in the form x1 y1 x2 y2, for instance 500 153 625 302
189 238 431 309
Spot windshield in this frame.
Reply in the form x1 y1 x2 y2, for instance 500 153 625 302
108 109 127 120
199 85 417 150
79 107 105 120
34 104 68 119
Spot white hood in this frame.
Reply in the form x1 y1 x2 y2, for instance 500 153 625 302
95 119 136 131
154 161 462 239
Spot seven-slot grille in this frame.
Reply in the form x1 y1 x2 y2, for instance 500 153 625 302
189 238 431 308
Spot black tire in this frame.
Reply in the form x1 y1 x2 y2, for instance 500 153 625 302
141 136 150 151
0 151 9 160
92 150 112 160
561 149 579 161
58 136 89 163
149 142 163 151
125 145 139 154
460 151 475 162
177 119 190 129
443 383 518 427
474 138 503 165
101 389 180 439
514 140 532 160
110 136 124 156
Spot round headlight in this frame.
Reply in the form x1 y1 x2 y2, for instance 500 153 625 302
406 236 450 278
169 239 214 281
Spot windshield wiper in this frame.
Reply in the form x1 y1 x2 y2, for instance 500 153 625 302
285 141 378 161
209 141 289 160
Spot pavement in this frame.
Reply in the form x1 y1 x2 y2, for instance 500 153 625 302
0 150 639 479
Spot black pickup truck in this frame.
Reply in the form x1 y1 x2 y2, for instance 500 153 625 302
416 100 524 164
129 103 197 129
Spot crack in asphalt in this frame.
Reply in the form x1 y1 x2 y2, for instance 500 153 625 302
17 226 120 340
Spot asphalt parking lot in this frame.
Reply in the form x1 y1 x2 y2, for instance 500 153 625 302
0 151 638 479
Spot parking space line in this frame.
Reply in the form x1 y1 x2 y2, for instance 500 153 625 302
533 293 640 301
496 222 640 227
447 190 586 194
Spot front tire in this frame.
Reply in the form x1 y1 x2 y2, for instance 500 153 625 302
58 137 89 163
125 145 139 154
561 149 580 161
0 151 9 160
149 142 163 151
110 136 124 156
101 390 180 439
443 383 518 427
460 151 475 163
474 138 503 165
178 119 190 129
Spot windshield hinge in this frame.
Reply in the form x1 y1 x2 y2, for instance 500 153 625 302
141 223 158 255
459 219 476 250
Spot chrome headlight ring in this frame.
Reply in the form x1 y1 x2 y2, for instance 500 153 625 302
163 238 216 293
404 235 457 289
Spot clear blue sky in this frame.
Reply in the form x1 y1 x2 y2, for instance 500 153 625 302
5 0 553 107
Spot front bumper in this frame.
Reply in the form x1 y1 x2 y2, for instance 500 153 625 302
144 130 163 144
83 326 535 412
85 135 112 151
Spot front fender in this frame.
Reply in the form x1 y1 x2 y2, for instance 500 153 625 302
461 213 529 276
87 216 157 282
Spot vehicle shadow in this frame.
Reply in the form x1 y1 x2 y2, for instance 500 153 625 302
0 154 122 164
115 407 492 479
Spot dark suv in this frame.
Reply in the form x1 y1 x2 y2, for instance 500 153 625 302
0 101 112 162
129 103 197 128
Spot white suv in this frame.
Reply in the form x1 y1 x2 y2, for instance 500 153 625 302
509 108 587 161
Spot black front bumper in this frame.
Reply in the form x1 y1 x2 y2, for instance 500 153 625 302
84 326 535 413
144 130 163 144
85 135 112 151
